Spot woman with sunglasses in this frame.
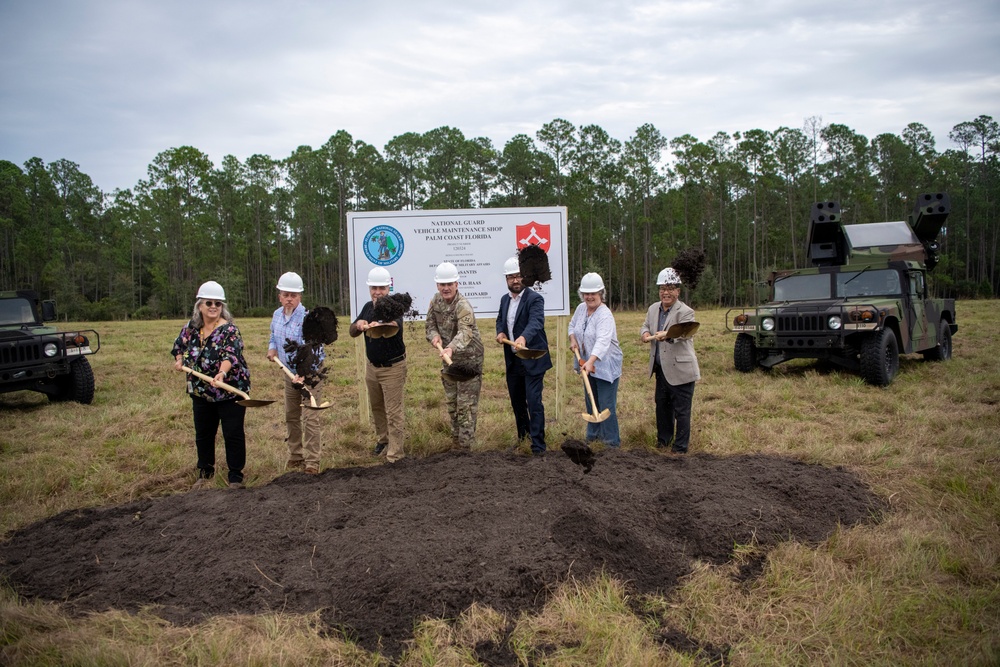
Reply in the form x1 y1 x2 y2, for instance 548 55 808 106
171 281 251 489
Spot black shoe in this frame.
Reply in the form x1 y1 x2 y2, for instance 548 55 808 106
532 449 545 457
373 443 387 456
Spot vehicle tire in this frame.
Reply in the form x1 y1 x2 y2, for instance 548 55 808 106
922 319 953 361
52 358 95 404
734 334 758 373
860 329 899 387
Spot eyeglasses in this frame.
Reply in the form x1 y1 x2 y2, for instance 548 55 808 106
202 300 224 307
506 274 522 280
659 285 681 292
279 291 300 299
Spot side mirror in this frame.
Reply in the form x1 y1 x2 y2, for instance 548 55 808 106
41 300 57 321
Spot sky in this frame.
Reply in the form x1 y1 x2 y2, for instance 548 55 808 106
1 0 998 194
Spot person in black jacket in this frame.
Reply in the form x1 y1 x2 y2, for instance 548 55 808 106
495 256 553 456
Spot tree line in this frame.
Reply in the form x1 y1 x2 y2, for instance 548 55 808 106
1 114 997 320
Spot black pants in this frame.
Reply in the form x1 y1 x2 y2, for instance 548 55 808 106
654 365 695 452
505 363 547 452
191 396 246 483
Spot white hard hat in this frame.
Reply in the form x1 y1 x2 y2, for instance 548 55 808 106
196 280 226 301
503 257 520 275
578 272 605 293
276 271 304 292
434 262 460 283
366 267 392 286
656 267 682 285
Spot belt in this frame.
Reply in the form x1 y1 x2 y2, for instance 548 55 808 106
371 354 406 368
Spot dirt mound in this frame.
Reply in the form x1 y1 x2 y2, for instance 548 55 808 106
0 449 884 656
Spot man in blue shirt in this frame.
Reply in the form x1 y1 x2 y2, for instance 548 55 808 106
267 272 325 473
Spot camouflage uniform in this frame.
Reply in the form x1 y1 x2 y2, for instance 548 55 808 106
425 292 484 448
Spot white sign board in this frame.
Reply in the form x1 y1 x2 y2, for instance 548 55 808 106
346 207 570 321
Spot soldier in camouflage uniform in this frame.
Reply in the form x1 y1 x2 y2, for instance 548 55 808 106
426 262 484 449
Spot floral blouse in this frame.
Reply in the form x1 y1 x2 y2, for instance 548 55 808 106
171 321 251 401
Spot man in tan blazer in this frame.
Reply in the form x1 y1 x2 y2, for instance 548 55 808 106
640 267 701 453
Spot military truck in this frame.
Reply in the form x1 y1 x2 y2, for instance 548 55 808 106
726 193 956 386
0 290 100 403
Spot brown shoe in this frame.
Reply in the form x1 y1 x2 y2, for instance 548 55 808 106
304 464 320 475
286 459 305 471
228 482 245 489
191 476 211 490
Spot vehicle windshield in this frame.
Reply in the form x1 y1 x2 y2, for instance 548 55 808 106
836 269 901 298
773 274 830 301
0 298 38 326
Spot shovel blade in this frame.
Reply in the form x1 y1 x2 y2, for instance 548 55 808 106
441 368 479 382
365 323 399 338
664 321 700 339
514 348 547 360
581 408 611 423
237 399 276 408
303 401 333 410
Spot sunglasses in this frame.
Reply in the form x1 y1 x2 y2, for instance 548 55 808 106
202 300 224 307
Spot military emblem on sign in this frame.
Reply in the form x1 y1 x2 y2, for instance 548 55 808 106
363 225 404 266
515 222 550 253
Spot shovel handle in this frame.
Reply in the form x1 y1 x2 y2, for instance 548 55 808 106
572 348 602 419
271 357 319 407
271 355 298 381
433 341 453 365
498 336 522 351
180 366 250 401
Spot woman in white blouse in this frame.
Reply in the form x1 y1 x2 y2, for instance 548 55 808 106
568 272 623 447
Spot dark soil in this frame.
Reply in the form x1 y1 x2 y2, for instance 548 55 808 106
0 449 884 660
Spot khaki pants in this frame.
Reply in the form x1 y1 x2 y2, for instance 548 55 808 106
365 360 407 462
283 375 323 466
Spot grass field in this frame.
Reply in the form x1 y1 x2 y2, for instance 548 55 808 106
2 302 998 665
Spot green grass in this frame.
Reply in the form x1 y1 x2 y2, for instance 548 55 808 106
2 302 999 665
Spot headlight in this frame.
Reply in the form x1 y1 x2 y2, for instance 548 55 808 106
761 317 775 331
44 343 59 357
828 315 842 330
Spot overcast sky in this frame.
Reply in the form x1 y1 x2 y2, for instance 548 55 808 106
1 0 997 194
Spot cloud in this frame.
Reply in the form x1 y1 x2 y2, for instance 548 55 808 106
1 0 997 192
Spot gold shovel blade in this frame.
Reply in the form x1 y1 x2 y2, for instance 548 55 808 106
302 401 333 410
581 408 611 423
365 322 399 338
237 399 276 408
514 348 547 360
663 321 700 339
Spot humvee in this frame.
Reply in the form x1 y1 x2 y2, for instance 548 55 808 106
0 290 100 403
726 193 956 386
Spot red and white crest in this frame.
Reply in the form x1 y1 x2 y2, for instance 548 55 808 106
515 222 551 252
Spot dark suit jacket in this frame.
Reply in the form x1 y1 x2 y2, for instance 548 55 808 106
495 288 553 376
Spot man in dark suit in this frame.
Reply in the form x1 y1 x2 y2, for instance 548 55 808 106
495 256 553 456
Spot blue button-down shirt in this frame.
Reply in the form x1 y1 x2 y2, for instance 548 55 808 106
268 304 325 367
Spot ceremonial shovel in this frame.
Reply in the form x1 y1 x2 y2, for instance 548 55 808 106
434 341 479 381
270 357 332 410
645 321 701 342
572 348 611 423
364 321 400 338
179 367 275 407
498 336 547 359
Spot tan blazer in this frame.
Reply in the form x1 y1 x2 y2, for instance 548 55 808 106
641 300 701 385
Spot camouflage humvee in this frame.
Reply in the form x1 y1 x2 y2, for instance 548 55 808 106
726 193 956 386
0 290 100 403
